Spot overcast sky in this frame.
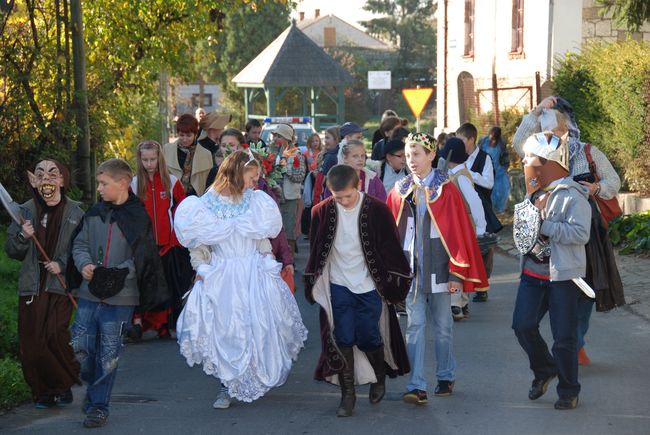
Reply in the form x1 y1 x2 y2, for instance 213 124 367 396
291 0 380 29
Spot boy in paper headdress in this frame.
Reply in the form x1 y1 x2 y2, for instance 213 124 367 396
512 132 591 410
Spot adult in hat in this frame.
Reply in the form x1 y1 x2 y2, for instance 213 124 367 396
512 131 591 410
269 124 306 253
198 112 231 156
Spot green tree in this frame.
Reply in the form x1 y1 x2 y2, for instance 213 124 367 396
596 0 650 32
213 3 292 126
0 1 289 202
361 0 437 87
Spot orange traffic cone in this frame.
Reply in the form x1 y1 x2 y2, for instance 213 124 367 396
578 347 591 366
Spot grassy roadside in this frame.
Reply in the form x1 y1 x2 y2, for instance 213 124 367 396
0 225 31 410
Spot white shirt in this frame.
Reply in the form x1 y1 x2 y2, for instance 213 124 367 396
329 193 376 294
466 147 495 189
382 164 407 193
448 164 487 236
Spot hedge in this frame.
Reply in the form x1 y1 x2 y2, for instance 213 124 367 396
553 40 650 194
0 226 30 409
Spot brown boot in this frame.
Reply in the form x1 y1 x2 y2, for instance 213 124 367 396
336 346 356 417
365 345 386 404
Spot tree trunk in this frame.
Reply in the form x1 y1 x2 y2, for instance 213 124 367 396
70 0 92 202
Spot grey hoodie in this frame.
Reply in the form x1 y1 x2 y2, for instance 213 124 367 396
522 177 591 281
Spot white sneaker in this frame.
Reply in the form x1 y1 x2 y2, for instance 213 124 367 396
212 389 231 409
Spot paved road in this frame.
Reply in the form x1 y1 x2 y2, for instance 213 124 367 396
2 242 649 434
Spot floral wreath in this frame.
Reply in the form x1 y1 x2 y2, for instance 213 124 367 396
406 132 435 152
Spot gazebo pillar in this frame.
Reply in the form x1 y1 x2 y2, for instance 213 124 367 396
244 88 251 117
336 86 345 124
310 87 320 131
265 87 276 116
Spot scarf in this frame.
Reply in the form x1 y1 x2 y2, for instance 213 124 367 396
180 144 196 193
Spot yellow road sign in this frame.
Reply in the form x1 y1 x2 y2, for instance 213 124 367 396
402 88 434 118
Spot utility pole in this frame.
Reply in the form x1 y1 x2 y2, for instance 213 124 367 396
70 0 92 202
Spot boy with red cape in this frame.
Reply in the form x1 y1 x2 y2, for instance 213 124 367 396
386 133 488 404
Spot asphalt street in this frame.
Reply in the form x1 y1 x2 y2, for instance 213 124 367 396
2 241 649 435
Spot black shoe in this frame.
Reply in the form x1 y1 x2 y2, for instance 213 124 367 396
127 324 142 342
451 306 464 321
434 380 455 396
528 374 557 400
462 305 470 318
55 389 73 407
402 389 428 405
35 394 56 409
554 396 579 410
473 292 488 302
83 408 109 428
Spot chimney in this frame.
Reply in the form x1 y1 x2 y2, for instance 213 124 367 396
299 11 304 21
315 9 320 19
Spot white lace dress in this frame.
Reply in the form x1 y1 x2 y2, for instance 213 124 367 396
173 188 308 402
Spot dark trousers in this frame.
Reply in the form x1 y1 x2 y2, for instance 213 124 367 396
512 274 580 398
330 283 382 352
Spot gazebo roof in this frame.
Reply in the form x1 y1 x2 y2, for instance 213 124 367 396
232 22 354 88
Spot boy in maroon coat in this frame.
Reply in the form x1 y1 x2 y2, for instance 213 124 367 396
304 164 412 417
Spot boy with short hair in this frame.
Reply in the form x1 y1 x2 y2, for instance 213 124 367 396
386 133 488 404
456 122 502 302
439 137 488 320
71 159 168 428
304 164 412 417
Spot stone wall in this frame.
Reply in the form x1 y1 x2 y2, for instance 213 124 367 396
582 0 650 43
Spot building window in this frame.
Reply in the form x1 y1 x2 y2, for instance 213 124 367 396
464 0 474 57
324 27 336 48
192 93 213 108
511 0 524 54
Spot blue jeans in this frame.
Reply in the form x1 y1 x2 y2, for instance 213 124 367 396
577 297 594 350
71 299 134 414
405 291 456 391
330 283 382 351
512 274 580 398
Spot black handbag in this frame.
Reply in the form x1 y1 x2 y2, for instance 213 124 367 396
88 266 129 300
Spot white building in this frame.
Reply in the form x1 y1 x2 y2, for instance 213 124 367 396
296 9 393 51
172 83 221 116
435 0 650 132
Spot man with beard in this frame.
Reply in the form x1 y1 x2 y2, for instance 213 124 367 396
5 160 84 408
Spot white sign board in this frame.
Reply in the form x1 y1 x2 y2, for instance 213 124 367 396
368 71 391 90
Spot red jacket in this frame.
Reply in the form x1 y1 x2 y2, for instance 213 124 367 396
131 173 186 255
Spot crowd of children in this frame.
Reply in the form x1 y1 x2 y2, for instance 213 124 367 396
5 98 617 427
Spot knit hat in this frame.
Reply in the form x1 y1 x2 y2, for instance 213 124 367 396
383 139 405 157
440 137 468 164
339 122 367 138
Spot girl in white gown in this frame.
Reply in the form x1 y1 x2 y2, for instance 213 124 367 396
173 151 307 407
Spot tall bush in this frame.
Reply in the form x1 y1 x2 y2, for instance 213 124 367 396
553 40 650 194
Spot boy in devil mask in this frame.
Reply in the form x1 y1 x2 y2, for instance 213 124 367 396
5 160 84 408
511 132 591 410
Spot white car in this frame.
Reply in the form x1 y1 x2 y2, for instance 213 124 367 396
260 117 317 152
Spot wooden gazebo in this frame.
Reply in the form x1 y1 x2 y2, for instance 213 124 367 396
232 21 354 130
